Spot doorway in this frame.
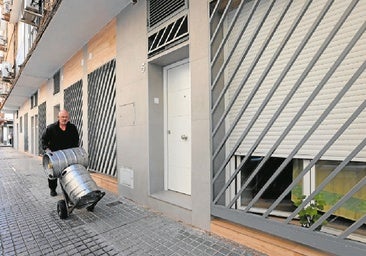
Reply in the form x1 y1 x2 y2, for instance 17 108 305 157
53 105 60 122
31 115 39 155
164 59 191 195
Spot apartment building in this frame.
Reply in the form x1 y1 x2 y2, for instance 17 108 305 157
0 0 365 255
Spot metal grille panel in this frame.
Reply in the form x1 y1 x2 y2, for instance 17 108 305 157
38 102 46 154
148 14 189 57
24 113 28 152
64 80 83 147
210 0 366 255
87 59 117 177
147 0 187 29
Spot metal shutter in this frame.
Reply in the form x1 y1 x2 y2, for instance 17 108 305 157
224 0 366 161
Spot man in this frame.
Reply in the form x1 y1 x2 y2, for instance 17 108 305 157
41 109 79 196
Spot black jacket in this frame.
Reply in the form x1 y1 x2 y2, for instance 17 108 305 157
41 121 79 151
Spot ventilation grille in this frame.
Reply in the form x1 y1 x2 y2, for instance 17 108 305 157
148 14 188 57
147 0 187 29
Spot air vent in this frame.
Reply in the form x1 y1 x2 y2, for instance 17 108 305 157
148 14 188 58
147 0 187 29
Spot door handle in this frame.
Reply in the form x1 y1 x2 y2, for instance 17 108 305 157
181 135 188 140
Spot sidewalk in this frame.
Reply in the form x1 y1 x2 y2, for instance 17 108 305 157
0 146 267 256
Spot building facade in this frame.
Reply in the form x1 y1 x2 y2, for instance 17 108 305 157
0 0 365 255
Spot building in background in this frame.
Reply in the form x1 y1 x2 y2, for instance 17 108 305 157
0 1 365 255
0 111 13 145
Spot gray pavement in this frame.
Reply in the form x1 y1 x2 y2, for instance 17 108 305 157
0 146 267 256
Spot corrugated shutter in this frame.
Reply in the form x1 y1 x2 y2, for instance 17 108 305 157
225 0 366 161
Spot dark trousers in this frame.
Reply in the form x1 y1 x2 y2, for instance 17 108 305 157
48 177 57 191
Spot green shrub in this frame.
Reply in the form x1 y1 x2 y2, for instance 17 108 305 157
294 194 327 228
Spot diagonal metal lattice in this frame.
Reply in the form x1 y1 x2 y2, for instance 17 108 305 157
87 59 117 177
209 0 366 255
37 102 46 154
64 80 84 147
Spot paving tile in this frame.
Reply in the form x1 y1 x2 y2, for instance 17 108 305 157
0 147 266 256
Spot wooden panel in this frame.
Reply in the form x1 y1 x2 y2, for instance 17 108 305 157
62 49 83 88
37 82 48 102
87 18 116 73
90 172 118 195
211 218 331 256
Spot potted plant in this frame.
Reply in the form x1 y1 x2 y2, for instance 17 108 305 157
294 194 327 229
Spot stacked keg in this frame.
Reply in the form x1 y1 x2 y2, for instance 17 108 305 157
42 147 101 208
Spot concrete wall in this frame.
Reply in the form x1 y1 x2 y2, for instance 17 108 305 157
116 1 149 204
189 0 210 231
116 0 211 230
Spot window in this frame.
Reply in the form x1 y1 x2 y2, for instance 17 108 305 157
53 70 60 95
30 91 38 109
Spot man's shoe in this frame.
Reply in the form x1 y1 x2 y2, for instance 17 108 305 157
50 190 57 197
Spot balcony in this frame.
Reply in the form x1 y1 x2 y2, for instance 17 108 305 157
0 0 130 111
21 5 43 27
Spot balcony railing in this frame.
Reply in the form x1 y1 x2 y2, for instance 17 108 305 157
0 0 61 110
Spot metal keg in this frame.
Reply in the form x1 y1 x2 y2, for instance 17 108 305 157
59 164 100 208
42 147 88 178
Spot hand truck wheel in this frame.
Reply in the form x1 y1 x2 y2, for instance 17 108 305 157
86 205 95 212
57 200 68 219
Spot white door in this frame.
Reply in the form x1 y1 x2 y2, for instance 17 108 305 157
164 60 191 195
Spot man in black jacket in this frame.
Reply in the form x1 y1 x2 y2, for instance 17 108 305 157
41 109 79 196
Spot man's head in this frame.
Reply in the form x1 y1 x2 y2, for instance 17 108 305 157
58 109 70 126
